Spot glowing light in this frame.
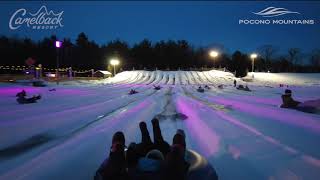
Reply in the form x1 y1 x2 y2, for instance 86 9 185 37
55 41 62 48
250 53 258 59
209 50 219 58
110 59 120 66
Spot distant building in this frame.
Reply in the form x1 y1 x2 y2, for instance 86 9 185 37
93 70 112 78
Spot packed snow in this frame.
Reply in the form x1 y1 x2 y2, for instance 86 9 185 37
0 70 320 180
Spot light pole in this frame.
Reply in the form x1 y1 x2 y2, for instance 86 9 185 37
209 50 219 69
110 59 120 76
55 40 62 84
250 53 258 73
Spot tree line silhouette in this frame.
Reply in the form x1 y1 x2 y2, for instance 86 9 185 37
0 32 319 77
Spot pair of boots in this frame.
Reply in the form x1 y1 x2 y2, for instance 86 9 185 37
135 119 170 158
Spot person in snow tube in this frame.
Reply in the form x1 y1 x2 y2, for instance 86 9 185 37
280 89 301 108
237 85 251 91
154 85 161 90
16 90 41 104
129 89 138 95
280 89 319 114
197 86 204 93
16 90 26 97
95 118 218 180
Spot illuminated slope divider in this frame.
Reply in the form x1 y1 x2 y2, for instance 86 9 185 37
185 71 195 85
125 71 142 84
108 71 138 84
151 71 163 85
175 93 221 157
181 71 190 85
158 72 168 85
174 72 182 85
200 71 214 85
191 71 205 85
0 88 169 180
206 71 219 85
0 86 156 149
196 71 211 85
131 71 148 84
182 86 230 112
142 71 154 84
139 71 151 84
167 73 174 85
188 71 197 85
145 71 156 85
127 71 143 84
200 71 215 85
207 70 235 85
150 71 160 85
123 71 143 84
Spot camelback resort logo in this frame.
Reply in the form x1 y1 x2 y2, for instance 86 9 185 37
9 6 64 30
239 7 315 25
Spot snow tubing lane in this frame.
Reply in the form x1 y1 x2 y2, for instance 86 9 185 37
94 149 218 180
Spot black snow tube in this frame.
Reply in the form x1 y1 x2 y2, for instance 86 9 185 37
185 150 218 180
94 149 218 180
197 89 204 93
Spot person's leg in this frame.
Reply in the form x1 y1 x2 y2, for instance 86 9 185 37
162 130 189 180
172 130 186 155
100 131 128 180
152 118 164 144
139 121 152 145
135 122 153 157
152 118 170 156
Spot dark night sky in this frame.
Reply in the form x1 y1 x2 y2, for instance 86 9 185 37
0 1 319 54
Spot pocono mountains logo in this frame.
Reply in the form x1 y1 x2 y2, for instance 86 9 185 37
9 6 64 30
239 7 315 25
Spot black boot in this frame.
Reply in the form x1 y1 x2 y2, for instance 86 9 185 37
139 121 152 145
152 118 164 144
152 118 170 156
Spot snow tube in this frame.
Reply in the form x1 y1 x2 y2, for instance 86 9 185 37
281 100 320 114
32 81 47 87
128 90 138 95
197 89 204 93
94 149 218 180
294 106 320 114
185 149 218 180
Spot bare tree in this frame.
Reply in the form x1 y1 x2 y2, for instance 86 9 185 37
258 45 278 62
288 48 301 65
258 45 278 71
310 49 320 67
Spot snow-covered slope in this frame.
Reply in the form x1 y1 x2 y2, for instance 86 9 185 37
0 70 319 180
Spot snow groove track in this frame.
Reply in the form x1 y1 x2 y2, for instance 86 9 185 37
0 70 320 180
0 88 159 158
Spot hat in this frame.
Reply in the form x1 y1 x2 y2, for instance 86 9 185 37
285 89 292 95
146 149 164 160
